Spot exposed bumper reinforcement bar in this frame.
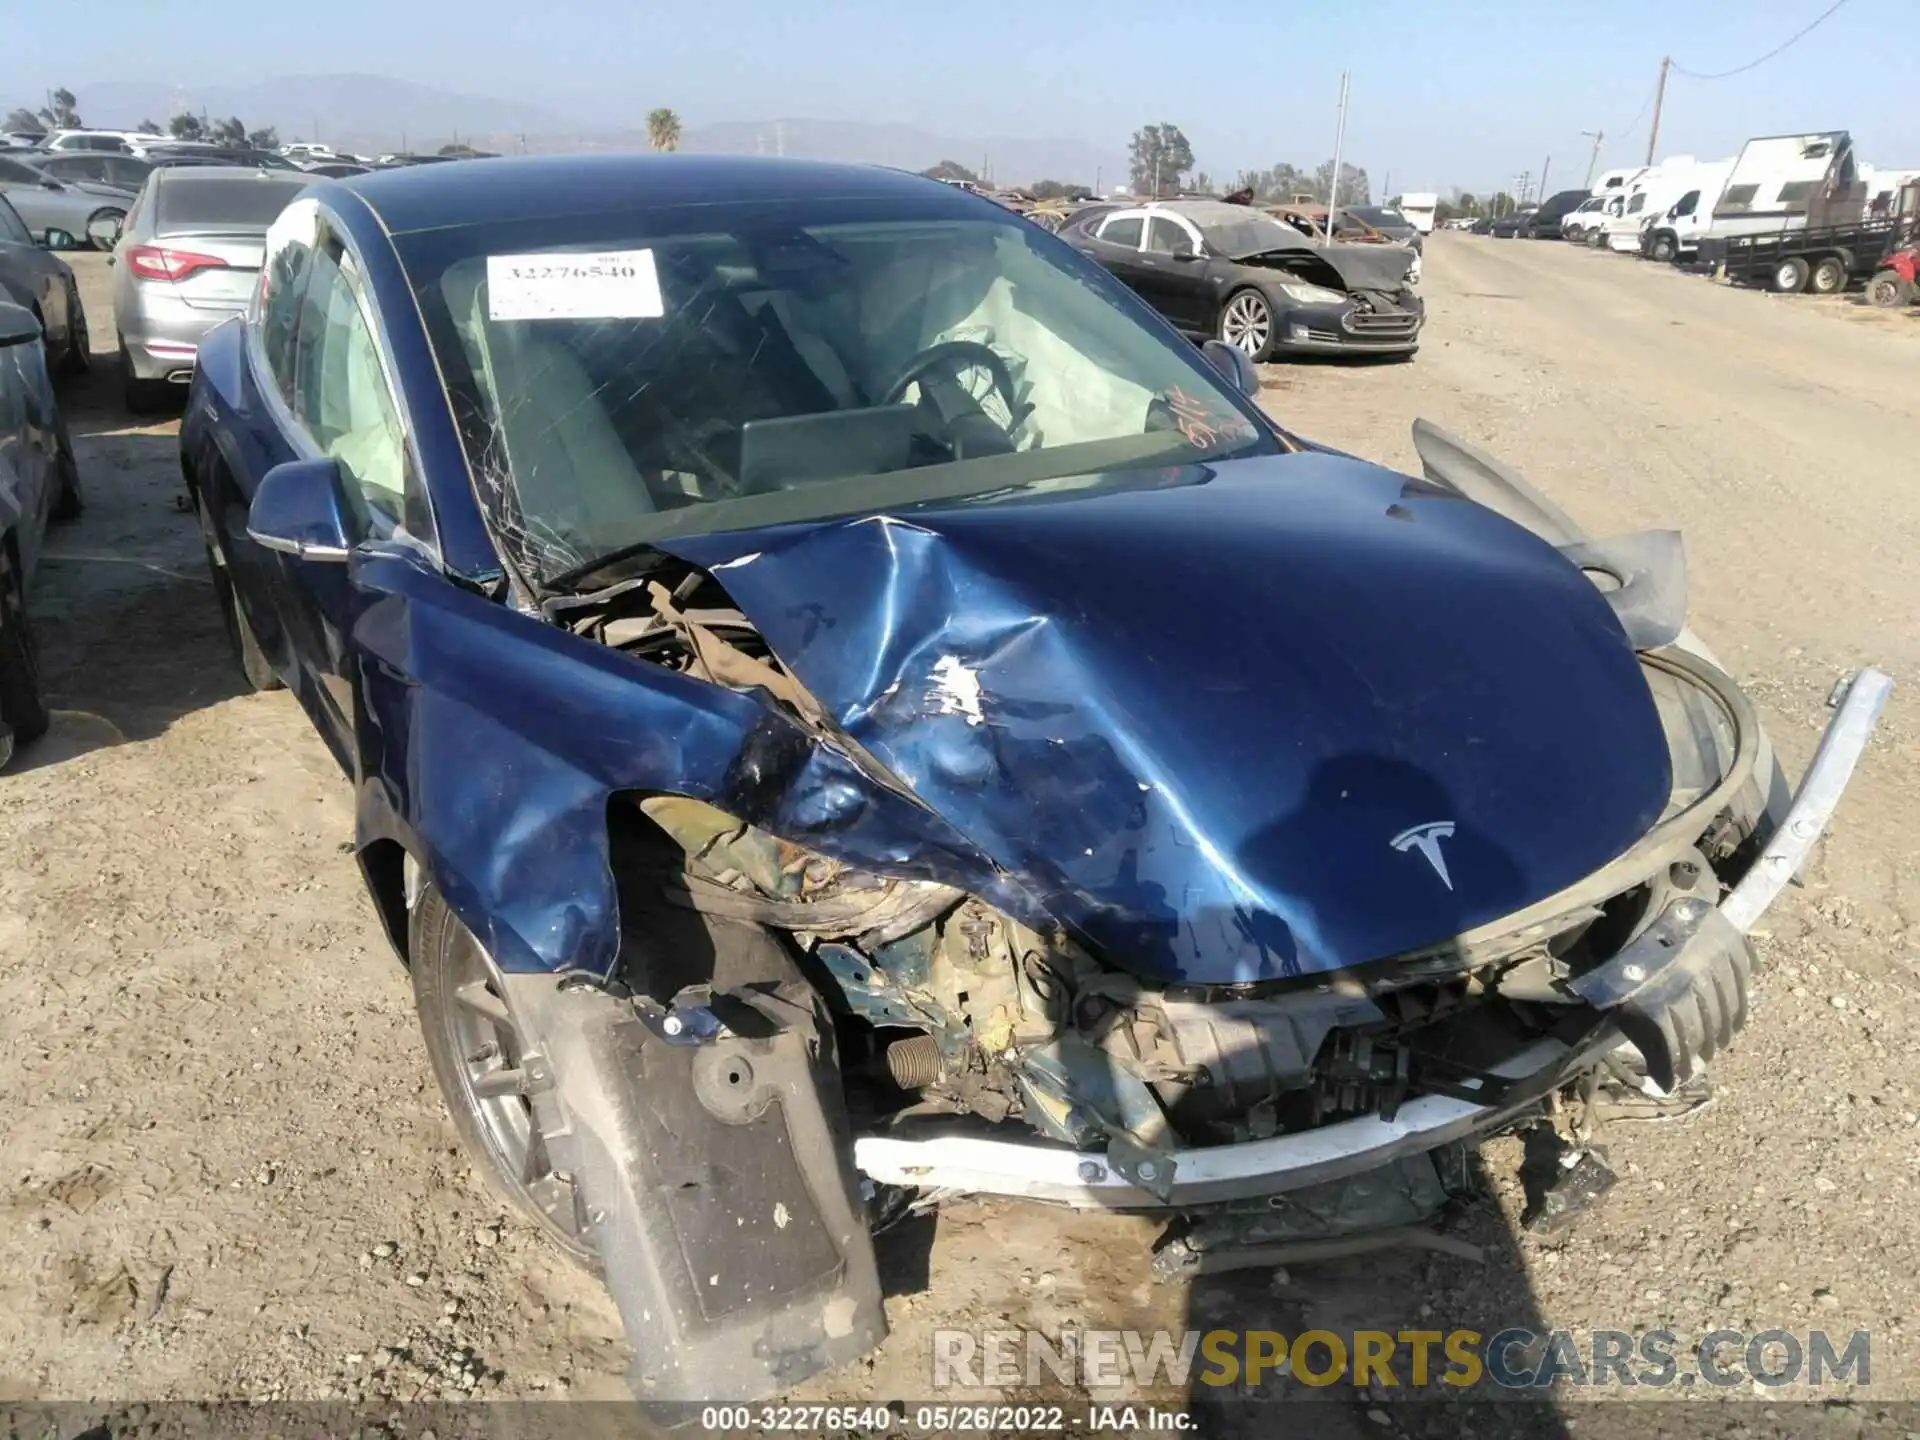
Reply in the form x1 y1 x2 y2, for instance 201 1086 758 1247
852 667 1892 1209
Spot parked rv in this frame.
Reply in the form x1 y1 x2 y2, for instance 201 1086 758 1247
1600 160 1721 253
1640 161 1735 263
1589 167 1639 198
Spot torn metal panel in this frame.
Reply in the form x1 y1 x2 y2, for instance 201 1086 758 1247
345 545 1010 977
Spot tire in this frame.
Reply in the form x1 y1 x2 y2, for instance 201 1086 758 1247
84 208 123 252
58 281 90 377
194 486 281 691
1649 233 1677 263
1217 288 1275 361
1808 256 1847 295
410 880 597 1267
1864 269 1916 309
0 542 48 758
119 343 172 414
48 424 81 523
1770 257 1810 294
1586 228 1606 249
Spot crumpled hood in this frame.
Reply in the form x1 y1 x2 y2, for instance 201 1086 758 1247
662 450 1671 984
1225 228 1416 291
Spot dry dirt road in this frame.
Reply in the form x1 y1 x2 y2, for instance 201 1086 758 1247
3 239 1918 1436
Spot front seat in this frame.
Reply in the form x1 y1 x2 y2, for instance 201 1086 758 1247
448 270 657 567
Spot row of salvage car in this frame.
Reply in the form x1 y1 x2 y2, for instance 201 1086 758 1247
0 151 1895 1410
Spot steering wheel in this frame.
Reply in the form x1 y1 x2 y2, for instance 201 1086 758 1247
880 340 1022 419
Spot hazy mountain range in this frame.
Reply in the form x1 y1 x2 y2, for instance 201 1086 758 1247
45 73 1126 184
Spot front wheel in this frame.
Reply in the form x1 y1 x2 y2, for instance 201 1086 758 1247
1770 257 1810 294
1649 233 1677 263
1865 269 1916 308
1586 228 1606 249
0 543 48 764
1808 256 1848 295
84 208 123 252
48 423 81 523
120 343 172 414
194 487 281 692
410 880 597 1266
1218 288 1274 361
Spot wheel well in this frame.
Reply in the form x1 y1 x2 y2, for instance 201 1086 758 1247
358 837 412 964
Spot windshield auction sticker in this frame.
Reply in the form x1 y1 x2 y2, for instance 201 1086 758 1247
486 249 665 321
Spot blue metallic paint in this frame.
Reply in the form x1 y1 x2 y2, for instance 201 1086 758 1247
663 454 1672 983
179 154 1674 992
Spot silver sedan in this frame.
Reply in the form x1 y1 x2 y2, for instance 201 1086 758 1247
110 168 310 410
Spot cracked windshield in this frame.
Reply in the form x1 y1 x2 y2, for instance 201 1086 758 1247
400 206 1269 577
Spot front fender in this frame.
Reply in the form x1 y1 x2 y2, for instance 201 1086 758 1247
345 547 1005 978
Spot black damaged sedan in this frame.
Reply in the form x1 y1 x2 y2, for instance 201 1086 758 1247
1061 198 1423 360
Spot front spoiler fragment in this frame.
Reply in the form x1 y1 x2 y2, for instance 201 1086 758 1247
854 668 1893 1209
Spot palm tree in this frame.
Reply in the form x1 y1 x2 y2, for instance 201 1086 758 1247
646 108 681 153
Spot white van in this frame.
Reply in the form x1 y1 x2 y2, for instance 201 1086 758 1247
1600 158 1713 252
1639 160 1735 261
1560 195 1608 240
1396 192 1439 235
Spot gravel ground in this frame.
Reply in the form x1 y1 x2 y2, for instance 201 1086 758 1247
3 240 1918 1434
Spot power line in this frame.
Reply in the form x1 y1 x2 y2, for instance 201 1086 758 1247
1670 0 1852 80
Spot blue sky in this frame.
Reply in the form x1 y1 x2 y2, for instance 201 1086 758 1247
10 0 1914 194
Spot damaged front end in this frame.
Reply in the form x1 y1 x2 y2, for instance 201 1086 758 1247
418 425 1885 1404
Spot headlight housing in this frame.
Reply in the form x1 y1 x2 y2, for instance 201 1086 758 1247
1277 280 1347 306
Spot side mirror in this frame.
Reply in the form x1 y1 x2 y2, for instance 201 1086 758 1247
1201 338 1261 397
247 457 355 562
1170 248 1201 262
39 177 61 190
41 228 76 251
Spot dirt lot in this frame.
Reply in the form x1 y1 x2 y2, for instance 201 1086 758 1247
4 238 1919 1433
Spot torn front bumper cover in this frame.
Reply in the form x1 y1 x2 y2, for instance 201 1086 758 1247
855 667 1893 1209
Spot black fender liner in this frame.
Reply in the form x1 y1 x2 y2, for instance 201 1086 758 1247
500 948 885 1404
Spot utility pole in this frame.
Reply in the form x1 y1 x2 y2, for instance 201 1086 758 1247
1326 68 1351 244
1581 129 1604 189
1382 170 1391 204
1646 56 1671 166
1539 154 1551 200
1516 171 1530 206
1094 164 1102 195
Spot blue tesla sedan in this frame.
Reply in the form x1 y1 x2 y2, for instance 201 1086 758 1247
178 153 1884 1405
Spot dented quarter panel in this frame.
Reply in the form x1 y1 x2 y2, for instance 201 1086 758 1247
661 450 1674 984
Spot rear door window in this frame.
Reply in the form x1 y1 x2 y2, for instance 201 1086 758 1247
1099 216 1144 248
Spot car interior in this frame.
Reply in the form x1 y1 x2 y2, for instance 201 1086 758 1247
426 218 1229 567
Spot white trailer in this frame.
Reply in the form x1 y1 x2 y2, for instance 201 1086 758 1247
1698 131 1861 244
1396 192 1439 234
1589 166 1639 197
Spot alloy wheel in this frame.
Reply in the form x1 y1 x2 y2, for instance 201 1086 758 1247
1221 293 1271 358
436 937 593 1257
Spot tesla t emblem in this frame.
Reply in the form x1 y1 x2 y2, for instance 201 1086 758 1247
1391 821 1457 890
